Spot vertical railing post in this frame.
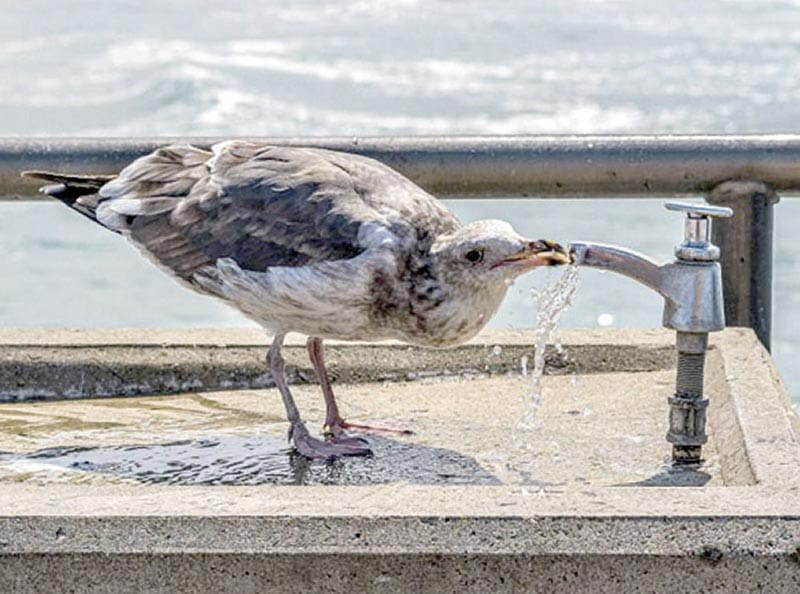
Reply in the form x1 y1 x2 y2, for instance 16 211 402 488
707 181 779 350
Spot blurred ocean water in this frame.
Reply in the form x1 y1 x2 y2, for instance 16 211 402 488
1 0 799 405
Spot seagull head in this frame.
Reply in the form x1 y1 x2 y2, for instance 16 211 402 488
431 219 570 287
411 219 571 346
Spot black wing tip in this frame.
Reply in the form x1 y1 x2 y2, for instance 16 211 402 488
21 170 50 181
20 171 67 195
21 170 116 183
20 172 66 196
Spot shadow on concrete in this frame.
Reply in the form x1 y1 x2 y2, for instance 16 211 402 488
617 465 713 487
1 434 501 486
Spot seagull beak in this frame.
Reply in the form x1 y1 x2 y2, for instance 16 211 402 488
497 240 572 268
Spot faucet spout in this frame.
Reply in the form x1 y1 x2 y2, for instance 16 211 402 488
569 242 665 297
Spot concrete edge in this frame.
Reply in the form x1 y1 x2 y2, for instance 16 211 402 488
1 483 799 518
1 513 800 556
0 327 675 347
0 483 800 520
712 328 800 488
705 346 757 486
3 550 799 594
0 328 677 401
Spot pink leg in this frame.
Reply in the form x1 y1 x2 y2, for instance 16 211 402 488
306 336 413 437
268 334 370 460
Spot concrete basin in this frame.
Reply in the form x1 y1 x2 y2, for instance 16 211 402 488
0 327 798 592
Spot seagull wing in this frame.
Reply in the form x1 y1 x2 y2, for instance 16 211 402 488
95 141 457 280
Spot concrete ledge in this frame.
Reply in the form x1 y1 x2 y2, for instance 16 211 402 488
3 551 797 594
707 329 800 487
0 328 675 401
1 498 800 593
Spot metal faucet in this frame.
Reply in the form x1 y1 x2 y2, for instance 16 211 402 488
569 202 734 465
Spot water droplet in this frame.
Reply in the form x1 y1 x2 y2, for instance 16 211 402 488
596 313 614 327
569 374 580 400
492 345 503 356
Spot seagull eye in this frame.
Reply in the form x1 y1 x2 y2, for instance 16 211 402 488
464 249 483 263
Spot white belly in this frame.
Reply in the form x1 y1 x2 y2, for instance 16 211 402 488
191 252 396 341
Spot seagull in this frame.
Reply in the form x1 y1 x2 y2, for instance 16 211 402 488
24 141 569 459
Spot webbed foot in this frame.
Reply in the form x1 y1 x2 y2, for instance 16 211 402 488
290 422 372 460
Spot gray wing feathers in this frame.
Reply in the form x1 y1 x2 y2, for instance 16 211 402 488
100 145 210 199
96 145 209 229
95 141 424 280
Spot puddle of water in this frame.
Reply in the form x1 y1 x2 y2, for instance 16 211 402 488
0 434 500 486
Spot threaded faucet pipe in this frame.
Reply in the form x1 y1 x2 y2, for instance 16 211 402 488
676 351 705 396
668 332 710 465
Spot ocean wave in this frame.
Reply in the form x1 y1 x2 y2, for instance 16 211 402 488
4 16 800 136
0 37 703 135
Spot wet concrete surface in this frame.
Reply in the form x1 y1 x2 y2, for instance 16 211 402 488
0 434 500 486
0 371 723 488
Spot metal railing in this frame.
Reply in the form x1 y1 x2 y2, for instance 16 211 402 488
0 134 793 349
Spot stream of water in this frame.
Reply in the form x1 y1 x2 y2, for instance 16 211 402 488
485 264 582 486
520 265 581 430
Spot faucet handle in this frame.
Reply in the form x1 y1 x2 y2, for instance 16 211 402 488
665 201 733 262
665 202 733 219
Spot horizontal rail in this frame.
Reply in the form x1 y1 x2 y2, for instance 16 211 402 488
0 134 786 351
3 135 800 199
